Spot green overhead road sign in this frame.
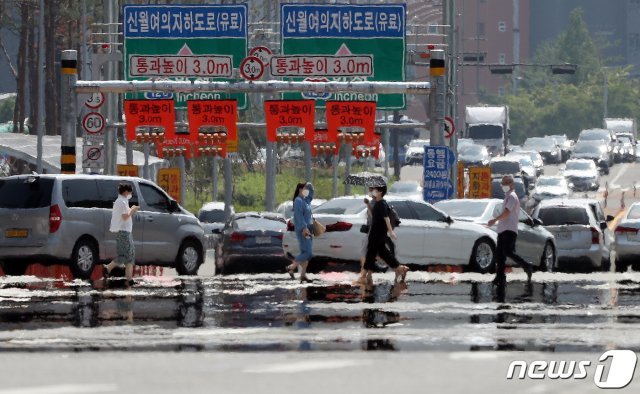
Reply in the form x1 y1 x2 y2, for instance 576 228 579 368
279 4 406 109
123 4 248 109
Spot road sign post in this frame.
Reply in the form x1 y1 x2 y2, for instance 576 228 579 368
279 4 406 109
423 146 455 204
123 4 248 109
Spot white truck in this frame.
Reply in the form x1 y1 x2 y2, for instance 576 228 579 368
464 105 510 157
603 118 637 141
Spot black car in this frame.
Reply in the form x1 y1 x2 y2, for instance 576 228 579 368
215 212 288 274
491 177 529 208
569 141 611 175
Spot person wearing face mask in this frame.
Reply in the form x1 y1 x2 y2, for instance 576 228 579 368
104 182 139 286
363 185 409 287
287 182 315 283
488 175 534 286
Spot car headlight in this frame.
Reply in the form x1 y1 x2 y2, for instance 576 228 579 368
568 183 575 188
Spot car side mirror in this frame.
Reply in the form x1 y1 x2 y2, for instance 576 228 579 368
446 215 454 224
169 200 179 212
600 221 608 231
606 215 615 222
533 218 543 227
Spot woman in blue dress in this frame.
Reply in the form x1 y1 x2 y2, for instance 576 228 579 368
287 182 314 283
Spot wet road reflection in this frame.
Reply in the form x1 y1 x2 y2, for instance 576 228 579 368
1 269 640 352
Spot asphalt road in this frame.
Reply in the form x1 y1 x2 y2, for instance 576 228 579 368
2 161 640 393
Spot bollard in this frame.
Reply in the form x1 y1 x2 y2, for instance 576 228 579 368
621 191 626 210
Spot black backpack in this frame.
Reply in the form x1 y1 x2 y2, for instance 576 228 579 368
387 203 401 228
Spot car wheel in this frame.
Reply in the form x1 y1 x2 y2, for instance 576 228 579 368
470 237 495 274
632 262 640 272
70 238 98 280
175 239 203 276
540 241 555 272
0 260 28 276
601 256 612 272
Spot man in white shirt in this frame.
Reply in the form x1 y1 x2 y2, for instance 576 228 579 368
488 175 534 286
104 183 139 285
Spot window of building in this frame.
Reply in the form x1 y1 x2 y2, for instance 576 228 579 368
499 53 506 64
498 87 506 97
498 21 507 32
477 22 485 37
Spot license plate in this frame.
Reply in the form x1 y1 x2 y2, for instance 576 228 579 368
5 229 28 238
628 233 640 242
256 237 271 245
556 232 572 240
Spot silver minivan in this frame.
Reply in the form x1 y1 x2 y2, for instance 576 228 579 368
0 174 205 278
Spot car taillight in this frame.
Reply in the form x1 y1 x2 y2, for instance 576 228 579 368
325 221 353 232
230 232 247 242
287 220 295 231
615 226 639 234
49 205 62 233
590 227 600 244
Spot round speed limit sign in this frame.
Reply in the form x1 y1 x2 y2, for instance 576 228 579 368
239 56 264 81
82 112 105 135
84 92 105 109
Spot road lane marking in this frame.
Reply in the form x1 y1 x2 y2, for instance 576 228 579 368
0 384 118 394
609 163 632 189
244 359 368 373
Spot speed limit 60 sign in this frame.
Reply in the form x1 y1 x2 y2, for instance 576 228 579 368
83 112 105 136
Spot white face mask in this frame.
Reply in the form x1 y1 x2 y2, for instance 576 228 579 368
501 185 511 193
301 189 309 197
126 194 133 200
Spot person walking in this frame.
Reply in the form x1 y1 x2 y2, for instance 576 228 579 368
363 185 409 287
287 182 315 283
104 182 139 286
488 175 534 286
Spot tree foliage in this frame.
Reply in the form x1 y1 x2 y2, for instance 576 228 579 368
486 7 640 144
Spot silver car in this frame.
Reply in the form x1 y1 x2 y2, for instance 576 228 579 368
532 199 614 272
0 174 205 278
434 198 557 271
613 202 640 272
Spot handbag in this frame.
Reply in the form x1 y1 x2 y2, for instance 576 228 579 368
312 219 326 237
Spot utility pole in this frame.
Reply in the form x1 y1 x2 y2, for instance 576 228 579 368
512 0 520 95
430 49 447 147
603 68 609 119
36 0 45 173
60 50 78 174
103 0 118 175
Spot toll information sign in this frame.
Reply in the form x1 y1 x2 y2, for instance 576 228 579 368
280 4 406 109
123 4 248 109
423 146 455 204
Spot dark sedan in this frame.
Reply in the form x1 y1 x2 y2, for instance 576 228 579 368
214 212 289 275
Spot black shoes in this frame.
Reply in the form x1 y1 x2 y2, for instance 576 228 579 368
492 276 506 287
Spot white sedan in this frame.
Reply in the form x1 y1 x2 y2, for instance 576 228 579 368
283 196 498 272
435 199 557 272
613 202 640 272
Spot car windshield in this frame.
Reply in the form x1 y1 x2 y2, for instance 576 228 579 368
468 124 503 140
524 138 554 150
618 136 632 144
235 216 285 231
462 145 486 156
537 207 590 226
537 177 564 187
490 161 520 174
573 144 603 154
580 131 610 141
409 140 429 148
628 205 640 220
313 199 366 215
390 183 419 193
198 209 226 223
435 200 489 218
566 161 595 171
552 135 567 143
